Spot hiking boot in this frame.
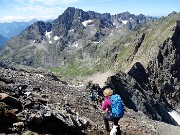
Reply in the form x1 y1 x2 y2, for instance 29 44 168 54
116 126 122 135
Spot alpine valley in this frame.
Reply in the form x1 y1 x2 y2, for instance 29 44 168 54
0 7 180 135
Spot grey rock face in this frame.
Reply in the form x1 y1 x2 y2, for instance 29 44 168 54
105 22 180 126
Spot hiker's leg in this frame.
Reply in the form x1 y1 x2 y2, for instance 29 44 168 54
113 119 119 125
116 125 121 135
103 114 110 131
96 98 98 104
114 119 121 135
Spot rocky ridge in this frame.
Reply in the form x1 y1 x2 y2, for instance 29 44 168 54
104 21 180 124
0 62 180 135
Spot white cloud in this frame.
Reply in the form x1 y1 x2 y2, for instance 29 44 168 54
1 0 79 22
128 0 138 2
16 0 79 5
93 0 112 2
16 0 25 3
0 15 53 23
14 5 65 20
0 16 27 23
15 5 60 13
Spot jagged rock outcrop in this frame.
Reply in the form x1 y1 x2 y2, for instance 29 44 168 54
104 21 180 126
127 33 146 62
105 70 178 125
112 12 153 29
147 20 180 109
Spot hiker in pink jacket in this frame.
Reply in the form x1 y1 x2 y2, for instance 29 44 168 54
101 88 120 132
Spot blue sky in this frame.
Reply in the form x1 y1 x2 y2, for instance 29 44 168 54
0 0 179 22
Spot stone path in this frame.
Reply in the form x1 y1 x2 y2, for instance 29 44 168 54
85 70 113 88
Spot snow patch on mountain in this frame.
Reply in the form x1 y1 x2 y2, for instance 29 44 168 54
122 20 128 24
49 41 52 44
82 20 93 27
45 31 53 44
69 29 74 32
94 41 100 44
72 43 78 48
45 31 52 40
168 110 180 125
54 36 60 41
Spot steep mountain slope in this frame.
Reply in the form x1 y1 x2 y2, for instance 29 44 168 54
81 11 180 128
114 12 180 72
101 13 180 126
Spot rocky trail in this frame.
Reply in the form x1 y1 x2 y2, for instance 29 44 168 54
85 71 113 88
0 63 180 135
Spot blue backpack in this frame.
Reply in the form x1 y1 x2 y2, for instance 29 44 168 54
109 94 124 118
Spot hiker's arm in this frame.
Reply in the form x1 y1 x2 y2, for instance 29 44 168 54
101 99 109 110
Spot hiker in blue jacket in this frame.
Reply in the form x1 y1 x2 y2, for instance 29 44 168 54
89 90 99 104
101 88 123 134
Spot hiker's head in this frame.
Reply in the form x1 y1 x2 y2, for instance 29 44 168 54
103 88 113 97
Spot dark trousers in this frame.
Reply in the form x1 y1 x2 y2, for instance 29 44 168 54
103 113 121 134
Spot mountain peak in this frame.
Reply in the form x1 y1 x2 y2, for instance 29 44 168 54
65 7 76 12
0 7 158 67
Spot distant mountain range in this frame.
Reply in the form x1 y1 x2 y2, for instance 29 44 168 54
0 19 37 39
0 34 8 47
0 7 157 67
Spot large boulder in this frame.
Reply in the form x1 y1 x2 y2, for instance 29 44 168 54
0 93 22 110
105 71 178 125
